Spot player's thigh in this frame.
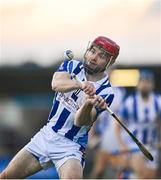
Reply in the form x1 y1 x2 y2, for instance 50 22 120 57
58 158 83 179
0 147 42 178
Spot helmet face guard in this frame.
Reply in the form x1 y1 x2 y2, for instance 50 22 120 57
83 36 120 74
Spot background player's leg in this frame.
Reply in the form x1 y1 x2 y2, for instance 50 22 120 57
130 153 157 179
0 147 42 179
90 150 108 178
58 159 83 179
110 154 130 170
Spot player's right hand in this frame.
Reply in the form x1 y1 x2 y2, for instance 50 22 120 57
81 81 96 96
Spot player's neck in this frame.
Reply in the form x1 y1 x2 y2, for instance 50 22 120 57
86 72 106 82
140 92 150 102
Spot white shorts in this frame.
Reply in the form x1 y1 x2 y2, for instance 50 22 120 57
100 127 120 154
24 126 85 171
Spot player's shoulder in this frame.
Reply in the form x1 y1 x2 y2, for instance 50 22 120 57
69 59 83 66
59 59 83 74
70 59 84 75
62 59 82 68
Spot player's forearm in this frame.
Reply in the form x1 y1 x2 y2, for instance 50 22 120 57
52 79 81 93
75 103 94 126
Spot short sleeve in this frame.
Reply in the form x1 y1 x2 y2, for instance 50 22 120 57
57 60 83 76
57 59 72 73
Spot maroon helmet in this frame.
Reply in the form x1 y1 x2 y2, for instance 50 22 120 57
92 36 120 61
84 36 120 74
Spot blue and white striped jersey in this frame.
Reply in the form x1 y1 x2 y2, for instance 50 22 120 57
119 92 161 149
46 59 114 148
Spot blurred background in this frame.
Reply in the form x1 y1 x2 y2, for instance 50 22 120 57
0 0 160 178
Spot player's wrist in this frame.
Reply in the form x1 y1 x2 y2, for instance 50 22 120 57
74 79 82 89
84 100 94 108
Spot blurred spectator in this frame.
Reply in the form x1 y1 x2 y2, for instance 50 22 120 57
115 70 161 179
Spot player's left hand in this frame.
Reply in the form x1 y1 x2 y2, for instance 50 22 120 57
94 95 107 110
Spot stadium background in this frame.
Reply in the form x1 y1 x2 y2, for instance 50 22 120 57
0 0 160 178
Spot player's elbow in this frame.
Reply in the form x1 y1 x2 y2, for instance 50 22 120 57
51 73 62 92
51 80 58 92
